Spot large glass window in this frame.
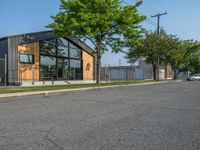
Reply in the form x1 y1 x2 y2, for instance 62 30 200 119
69 59 82 80
69 42 81 59
40 39 56 55
57 38 69 57
40 56 56 80
20 54 34 64
39 38 83 80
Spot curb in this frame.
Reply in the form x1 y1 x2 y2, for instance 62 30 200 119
0 80 182 99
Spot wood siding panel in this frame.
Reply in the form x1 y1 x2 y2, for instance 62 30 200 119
82 50 94 80
18 42 40 81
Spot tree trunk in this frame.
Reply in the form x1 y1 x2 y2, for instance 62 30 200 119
156 54 160 81
165 63 168 79
152 64 156 80
96 54 101 84
96 39 101 84
173 68 177 80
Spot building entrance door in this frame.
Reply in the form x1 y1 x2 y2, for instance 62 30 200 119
57 58 69 80
57 58 64 79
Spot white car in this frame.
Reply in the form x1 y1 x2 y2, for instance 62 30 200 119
187 74 200 81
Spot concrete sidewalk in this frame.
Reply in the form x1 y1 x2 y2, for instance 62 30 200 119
21 80 96 87
0 80 182 99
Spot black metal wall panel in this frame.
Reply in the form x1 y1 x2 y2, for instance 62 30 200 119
0 39 8 85
8 36 23 84
0 38 8 58
0 58 5 85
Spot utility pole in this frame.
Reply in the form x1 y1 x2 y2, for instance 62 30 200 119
151 12 167 81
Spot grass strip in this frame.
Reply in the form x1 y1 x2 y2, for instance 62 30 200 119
0 80 154 94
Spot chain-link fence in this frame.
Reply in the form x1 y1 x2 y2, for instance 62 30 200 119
101 66 154 81
101 66 135 81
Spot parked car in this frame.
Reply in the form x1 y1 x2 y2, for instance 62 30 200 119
187 74 200 81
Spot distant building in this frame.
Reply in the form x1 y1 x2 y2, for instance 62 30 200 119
101 60 174 81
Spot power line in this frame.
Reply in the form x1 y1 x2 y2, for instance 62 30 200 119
103 0 156 27
156 0 190 39
121 0 157 27
151 12 167 35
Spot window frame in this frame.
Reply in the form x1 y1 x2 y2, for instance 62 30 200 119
19 53 35 64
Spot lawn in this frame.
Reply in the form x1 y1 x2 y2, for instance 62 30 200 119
0 80 154 94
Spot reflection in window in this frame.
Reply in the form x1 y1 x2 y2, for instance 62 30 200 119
57 38 69 57
40 39 56 55
39 38 83 80
69 59 82 80
40 56 56 80
20 54 34 64
57 58 69 79
69 42 81 59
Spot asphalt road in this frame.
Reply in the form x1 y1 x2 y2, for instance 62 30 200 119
0 81 200 150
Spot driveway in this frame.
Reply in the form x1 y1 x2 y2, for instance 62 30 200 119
0 81 200 150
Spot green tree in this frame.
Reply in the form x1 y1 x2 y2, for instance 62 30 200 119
48 0 145 84
127 30 177 80
179 40 200 74
192 50 200 73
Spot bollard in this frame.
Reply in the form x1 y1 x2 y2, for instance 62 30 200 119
52 77 54 85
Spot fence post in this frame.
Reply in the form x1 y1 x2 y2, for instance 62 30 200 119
13 70 14 85
20 70 22 86
32 70 34 85
126 68 128 81
52 77 54 85
4 54 7 86
109 66 112 81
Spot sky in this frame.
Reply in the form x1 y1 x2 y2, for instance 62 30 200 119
1 0 200 66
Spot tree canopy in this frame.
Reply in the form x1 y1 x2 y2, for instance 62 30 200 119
126 30 179 80
127 30 200 79
48 0 146 83
178 40 200 74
